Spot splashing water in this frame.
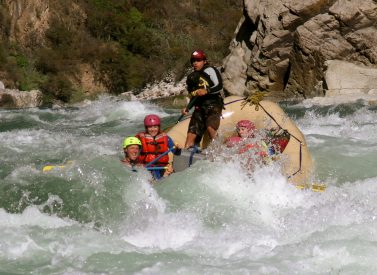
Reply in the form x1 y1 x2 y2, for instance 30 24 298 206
1 95 377 274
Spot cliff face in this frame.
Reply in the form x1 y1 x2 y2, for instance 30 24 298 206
1 0 107 98
5 0 50 46
8 0 376 102
223 0 377 100
1 0 242 103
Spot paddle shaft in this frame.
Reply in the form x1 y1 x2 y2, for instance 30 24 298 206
176 96 198 123
145 146 175 167
146 166 168 170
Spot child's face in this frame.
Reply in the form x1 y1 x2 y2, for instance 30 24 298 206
147 125 159 137
237 126 252 138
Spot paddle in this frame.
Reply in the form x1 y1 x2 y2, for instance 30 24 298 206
42 160 74 172
146 166 168 170
177 96 197 122
145 146 176 167
163 97 198 132
296 182 326 192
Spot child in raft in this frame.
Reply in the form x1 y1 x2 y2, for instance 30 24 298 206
135 114 181 180
226 119 290 155
225 120 269 158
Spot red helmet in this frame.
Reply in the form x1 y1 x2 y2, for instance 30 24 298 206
236 120 255 131
144 114 161 127
190 50 206 63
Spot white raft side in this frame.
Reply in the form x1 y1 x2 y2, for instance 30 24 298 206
167 95 313 186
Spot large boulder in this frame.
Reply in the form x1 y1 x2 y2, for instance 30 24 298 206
0 89 43 108
223 0 377 100
325 60 377 97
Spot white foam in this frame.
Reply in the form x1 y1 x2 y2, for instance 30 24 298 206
195 158 310 228
0 206 74 228
68 96 171 125
4 235 45 259
301 94 377 107
296 107 377 145
93 100 166 124
122 212 201 250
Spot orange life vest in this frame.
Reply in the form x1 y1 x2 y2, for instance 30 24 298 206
136 132 170 166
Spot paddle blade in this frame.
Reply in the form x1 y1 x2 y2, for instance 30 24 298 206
295 182 326 192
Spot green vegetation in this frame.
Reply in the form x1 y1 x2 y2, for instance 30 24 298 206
0 0 242 103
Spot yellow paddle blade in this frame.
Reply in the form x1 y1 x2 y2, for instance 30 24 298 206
42 165 65 172
311 183 327 192
295 183 326 192
42 165 55 172
42 160 74 172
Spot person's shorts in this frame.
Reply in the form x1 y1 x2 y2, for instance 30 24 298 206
188 103 223 137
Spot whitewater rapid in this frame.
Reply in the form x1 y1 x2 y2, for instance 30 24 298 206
1 95 377 274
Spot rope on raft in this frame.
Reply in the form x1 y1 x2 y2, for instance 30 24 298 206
241 91 304 179
241 91 268 111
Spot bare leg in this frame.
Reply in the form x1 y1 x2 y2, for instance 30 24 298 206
185 132 197 148
207 126 217 141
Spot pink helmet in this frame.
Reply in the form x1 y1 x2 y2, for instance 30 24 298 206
236 120 255 131
190 50 207 63
144 114 161 127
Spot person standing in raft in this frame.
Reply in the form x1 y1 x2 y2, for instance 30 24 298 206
121 136 144 171
136 114 181 180
181 50 224 149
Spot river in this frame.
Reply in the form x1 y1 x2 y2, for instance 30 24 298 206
1 95 377 274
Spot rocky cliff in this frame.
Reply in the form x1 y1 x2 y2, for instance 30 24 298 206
223 0 377 100
0 0 242 106
1 0 105 96
5 0 50 46
4 0 377 105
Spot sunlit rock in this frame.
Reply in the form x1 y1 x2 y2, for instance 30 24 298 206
0 89 43 108
325 60 377 97
223 0 377 100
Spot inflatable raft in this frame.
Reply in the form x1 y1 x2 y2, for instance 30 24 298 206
167 95 313 187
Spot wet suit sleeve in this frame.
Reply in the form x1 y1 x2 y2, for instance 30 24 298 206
203 67 223 95
150 170 163 180
168 136 181 156
150 137 178 181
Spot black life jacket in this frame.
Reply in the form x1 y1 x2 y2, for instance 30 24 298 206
186 66 224 107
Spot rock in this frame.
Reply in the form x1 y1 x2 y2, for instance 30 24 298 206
324 60 377 97
222 45 249 96
120 74 187 101
119 91 138 101
0 81 4 90
223 0 377 100
0 89 43 108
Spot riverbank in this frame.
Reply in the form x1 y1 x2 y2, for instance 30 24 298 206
3 59 377 110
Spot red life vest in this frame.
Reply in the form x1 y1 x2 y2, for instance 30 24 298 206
225 136 268 158
136 132 170 166
271 136 289 153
